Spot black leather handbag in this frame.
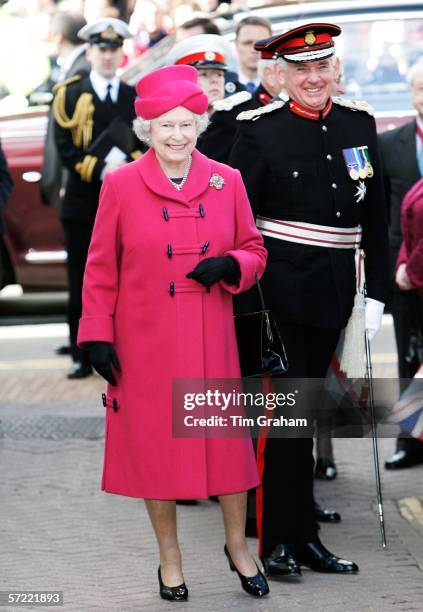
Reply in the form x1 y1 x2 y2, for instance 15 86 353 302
234 275 288 377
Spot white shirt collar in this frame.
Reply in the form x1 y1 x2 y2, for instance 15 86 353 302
89 70 120 102
237 71 260 87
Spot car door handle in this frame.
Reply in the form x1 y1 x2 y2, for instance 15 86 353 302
22 171 42 183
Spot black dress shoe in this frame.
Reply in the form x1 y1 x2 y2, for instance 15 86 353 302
314 501 341 523
315 457 337 480
294 540 359 573
67 362 93 379
261 544 301 578
385 449 423 470
224 545 269 597
158 566 188 602
56 344 70 355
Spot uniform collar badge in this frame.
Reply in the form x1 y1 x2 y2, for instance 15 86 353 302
209 173 225 190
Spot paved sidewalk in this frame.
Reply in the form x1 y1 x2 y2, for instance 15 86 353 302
0 323 422 611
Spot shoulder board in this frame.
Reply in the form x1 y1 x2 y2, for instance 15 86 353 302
213 90 252 112
52 75 81 94
332 96 374 116
236 97 286 122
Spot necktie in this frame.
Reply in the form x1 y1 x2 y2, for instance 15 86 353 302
419 148 423 177
245 81 256 93
104 83 114 110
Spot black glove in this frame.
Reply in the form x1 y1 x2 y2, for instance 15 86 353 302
83 341 121 386
186 256 241 288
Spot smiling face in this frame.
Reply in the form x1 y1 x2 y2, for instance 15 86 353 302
150 106 198 174
197 68 225 105
284 58 336 110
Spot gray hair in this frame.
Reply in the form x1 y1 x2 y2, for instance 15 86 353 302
257 58 278 80
133 112 210 146
406 61 423 88
277 54 337 71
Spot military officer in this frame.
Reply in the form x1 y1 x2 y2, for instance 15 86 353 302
195 40 284 164
229 24 389 578
53 18 142 379
165 34 249 164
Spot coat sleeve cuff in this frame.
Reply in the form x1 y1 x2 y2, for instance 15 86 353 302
219 249 262 295
77 315 114 346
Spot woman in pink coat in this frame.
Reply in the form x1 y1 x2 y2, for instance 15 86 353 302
396 178 423 298
77 65 268 601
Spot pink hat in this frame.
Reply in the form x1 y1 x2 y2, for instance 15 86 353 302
135 65 208 119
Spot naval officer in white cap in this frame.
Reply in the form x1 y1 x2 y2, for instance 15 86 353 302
53 17 142 380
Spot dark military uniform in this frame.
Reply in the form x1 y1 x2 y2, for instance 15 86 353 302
53 74 140 366
197 84 272 164
229 95 389 558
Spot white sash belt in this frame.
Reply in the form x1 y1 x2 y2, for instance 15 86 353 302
256 215 362 250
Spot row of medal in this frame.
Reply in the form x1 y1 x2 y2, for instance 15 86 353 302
342 145 374 180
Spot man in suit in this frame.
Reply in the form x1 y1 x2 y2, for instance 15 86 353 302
234 17 272 93
230 24 388 579
53 18 142 379
379 61 423 469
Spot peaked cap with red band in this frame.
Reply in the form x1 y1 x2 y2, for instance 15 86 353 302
166 34 231 71
135 65 208 119
255 23 341 63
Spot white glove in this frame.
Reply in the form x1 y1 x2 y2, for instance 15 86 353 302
365 298 385 341
100 160 126 181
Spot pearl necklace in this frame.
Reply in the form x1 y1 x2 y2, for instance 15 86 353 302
167 155 192 191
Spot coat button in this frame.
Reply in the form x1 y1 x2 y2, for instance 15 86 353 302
326 154 332 161
336 211 341 217
292 171 299 178
322 125 328 132
331 183 337 189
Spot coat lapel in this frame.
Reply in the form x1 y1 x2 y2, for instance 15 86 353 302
136 148 212 206
398 120 420 184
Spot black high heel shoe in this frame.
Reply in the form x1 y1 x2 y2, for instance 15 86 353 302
224 545 269 597
158 566 188 602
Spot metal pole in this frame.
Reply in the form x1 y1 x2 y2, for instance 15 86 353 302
365 330 387 548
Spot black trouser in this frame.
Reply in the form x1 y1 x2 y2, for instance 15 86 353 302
390 290 423 453
63 219 95 365
258 320 340 556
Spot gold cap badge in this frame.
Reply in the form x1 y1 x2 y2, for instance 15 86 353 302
101 26 118 40
304 31 316 45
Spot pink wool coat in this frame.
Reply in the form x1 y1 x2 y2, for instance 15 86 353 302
396 178 423 301
77 148 267 499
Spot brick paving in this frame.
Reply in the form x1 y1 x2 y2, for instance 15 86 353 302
0 323 422 611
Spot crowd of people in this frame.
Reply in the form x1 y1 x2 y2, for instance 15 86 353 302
0 0 422 603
